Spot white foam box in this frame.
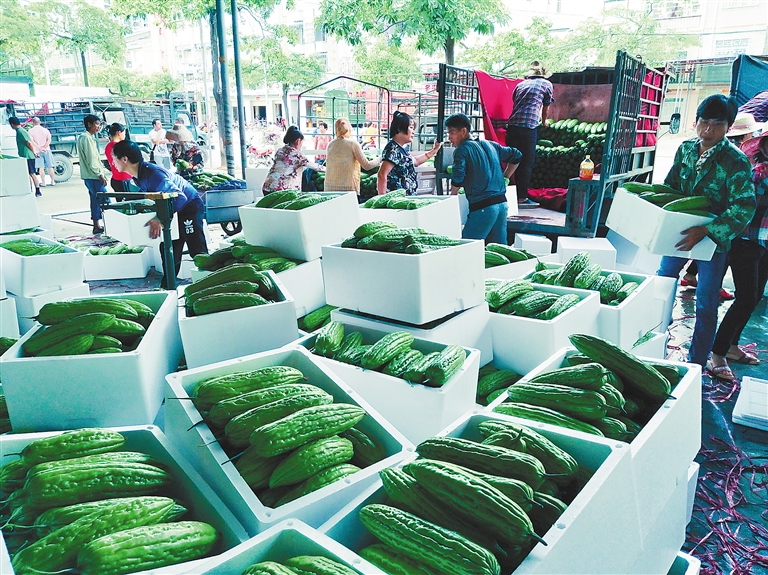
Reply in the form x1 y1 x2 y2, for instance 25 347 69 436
298 322 481 444
38 213 54 234
358 195 462 238
606 187 716 261
331 303 492 365
607 229 663 276
10 282 90 335
244 167 270 195
239 192 360 261
667 552 702 575
0 298 19 338
629 460 690 575
322 239 485 326
489 347 702 542
83 247 151 281
488 284 600 375
0 157 31 197
0 268 5 299
0 193 40 234
0 425 248 575
652 275 678 332
733 376 768 431
0 235 84 297
190 266 211 282
458 188 519 225
103 210 179 246
523 263 656 350
515 233 553 256
177 254 195 280
557 236 617 270
321 411 644 574
630 331 669 360
178 271 299 369
164 346 413 536
484 254 560 281
0 291 182 432
196 519 384 574
686 461 699 525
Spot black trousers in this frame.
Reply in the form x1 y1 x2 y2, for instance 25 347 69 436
160 197 208 286
712 238 768 355
505 125 537 200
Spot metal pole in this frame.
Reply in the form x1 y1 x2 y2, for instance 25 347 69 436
231 3 248 179
214 0 236 175
199 19 213 164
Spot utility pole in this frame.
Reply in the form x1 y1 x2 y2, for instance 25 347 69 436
231 2 248 179
199 19 214 164
214 0 235 175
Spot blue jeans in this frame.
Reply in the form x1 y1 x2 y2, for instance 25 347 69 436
463 202 508 244
658 251 728 366
83 178 106 221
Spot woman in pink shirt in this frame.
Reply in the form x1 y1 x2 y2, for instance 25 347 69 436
104 123 134 196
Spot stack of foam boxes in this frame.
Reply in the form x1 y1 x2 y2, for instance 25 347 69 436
316 217 485 444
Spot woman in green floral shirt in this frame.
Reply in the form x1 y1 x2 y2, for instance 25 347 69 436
658 95 756 368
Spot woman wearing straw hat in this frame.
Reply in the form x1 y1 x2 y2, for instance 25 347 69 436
505 60 554 208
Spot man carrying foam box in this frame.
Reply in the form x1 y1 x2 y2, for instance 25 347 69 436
657 95 756 368
447 113 521 245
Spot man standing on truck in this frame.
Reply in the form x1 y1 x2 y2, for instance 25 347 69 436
448 113 522 245
505 61 554 208
28 117 56 187
149 119 172 170
9 116 42 197
76 114 108 234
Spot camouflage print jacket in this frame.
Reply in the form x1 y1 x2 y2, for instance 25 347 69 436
665 137 756 252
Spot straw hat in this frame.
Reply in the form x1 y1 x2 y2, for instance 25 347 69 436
727 112 766 138
170 124 195 143
524 61 551 79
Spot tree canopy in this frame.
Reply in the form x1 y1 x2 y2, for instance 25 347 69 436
89 66 179 98
353 37 422 91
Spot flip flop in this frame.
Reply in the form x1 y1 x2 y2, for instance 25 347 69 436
707 360 736 381
725 347 760 365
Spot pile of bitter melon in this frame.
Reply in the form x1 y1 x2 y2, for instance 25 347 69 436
240 556 358 574
529 251 640 305
254 190 341 210
0 429 219 575
182 263 280 317
190 364 388 508
193 236 300 273
492 333 682 441
341 221 463 254
357 422 588 575
485 279 582 320
362 189 440 210
310 321 467 388
0 238 66 256
484 243 538 268
623 182 713 216
297 304 338 333
20 298 155 357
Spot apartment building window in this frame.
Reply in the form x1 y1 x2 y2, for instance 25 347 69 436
653 1 701 18
314 26 327 42
723 0 758 7
316 53 328 67
291 22 304 44
714 38 750 57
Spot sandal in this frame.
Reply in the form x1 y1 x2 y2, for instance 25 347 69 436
725 347 760 365
707 359 736 381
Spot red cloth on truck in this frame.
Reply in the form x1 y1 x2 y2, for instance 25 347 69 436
529 188 569 212
475 70 522 145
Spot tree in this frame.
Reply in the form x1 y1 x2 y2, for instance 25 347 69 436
241 21 325 122
353 37 422 90
317 0 509 65
0 0 48 69
43 0 127 86
89 66 179 97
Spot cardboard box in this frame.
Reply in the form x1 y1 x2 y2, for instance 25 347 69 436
485 253 559 281
0 235 84 297
0 298 19 338
330 303 492 365
10 282 90 335
557 236 617 270
488 284 600 375
0 291 182 432
358 195 462 238
0 158 31 197
514 233 553 255
0 193 40 234
488 347 702 542
239 192 360 261
299 323 481 444
321 412 644 575
163 346 413 536
523 264 657 350
606 187 716 261
196 519 384 574
103 210 179 246
322 240 485 326
0 425 248 575
83 247 151 281
178 271 299 369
